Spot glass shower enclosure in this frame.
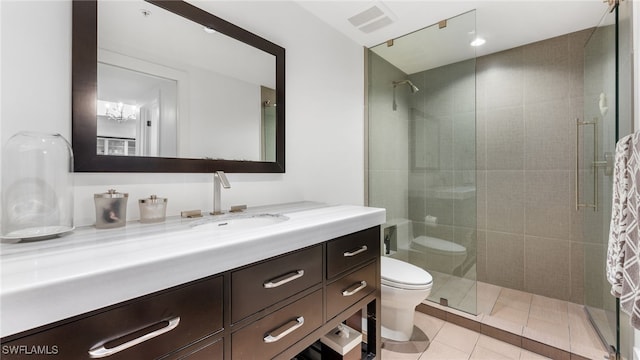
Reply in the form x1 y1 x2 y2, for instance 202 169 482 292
367 10 478 315
580 2 632 358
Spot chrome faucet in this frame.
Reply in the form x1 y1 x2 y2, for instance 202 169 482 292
211 171 231 215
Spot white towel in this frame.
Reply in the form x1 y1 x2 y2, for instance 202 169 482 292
607 131 640 329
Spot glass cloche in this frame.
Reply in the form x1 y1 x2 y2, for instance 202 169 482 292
1 132 74 241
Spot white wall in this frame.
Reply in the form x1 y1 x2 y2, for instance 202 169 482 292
186 66 260 160
0 0 365 227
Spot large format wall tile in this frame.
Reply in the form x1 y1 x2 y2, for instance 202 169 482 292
568 29 592 98
477 47 524 110
524 170 572 240
486 171 525 234
485 231 525 290
570 241 585 304
523 35 569 104
524 100 572 171
485 107 525 171
369 169 408 221
473 32 588 303
524 236 571 301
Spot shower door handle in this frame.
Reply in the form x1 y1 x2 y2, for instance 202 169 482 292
576 117 611 212
576 118 597 211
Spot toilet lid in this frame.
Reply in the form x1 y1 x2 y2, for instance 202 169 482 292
412 236 466 254
381 256 432 290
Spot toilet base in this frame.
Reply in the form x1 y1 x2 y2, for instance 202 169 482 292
381 305 415 341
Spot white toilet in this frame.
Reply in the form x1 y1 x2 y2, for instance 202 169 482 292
410 235 467 274
387 219 468 276
381 256 433 341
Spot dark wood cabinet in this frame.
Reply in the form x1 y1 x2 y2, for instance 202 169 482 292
326 262 377 320
232 290 323 359
326 227 379 279
1 276 223 360
231 245 323 323
160 337 223 360
1 227 381 360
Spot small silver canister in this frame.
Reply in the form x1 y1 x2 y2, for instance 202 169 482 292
94 189 128 229
138 195 167 223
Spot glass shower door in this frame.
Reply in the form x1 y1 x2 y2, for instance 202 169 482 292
367 10 477 316
579 5 618 356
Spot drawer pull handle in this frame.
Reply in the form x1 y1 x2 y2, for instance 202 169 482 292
343 245 368 257
263 316 305 343
263 270 305 288
88 317 180 358
342 281 367 297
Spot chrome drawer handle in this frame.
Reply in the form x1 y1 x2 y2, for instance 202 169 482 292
342 281 367 297
343 245 368 257
263 270 305 288
263 316 305 343
88 317 180 358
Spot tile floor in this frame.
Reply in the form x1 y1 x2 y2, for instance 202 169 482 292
382 312 552 359
383 280 611 359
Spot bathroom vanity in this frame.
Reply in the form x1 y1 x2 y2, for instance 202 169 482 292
0 203 384 359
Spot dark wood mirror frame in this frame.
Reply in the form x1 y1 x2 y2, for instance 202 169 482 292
72 0 285 173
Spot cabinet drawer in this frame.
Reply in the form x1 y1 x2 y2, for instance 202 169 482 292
326 262 377 320
163 337 223 360
326 227 380 279
232 290 323 360
1 276 223 360
232 245 322 322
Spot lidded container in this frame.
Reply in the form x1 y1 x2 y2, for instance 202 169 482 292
138 195 167 223
1 132 74 240
94 189 128 229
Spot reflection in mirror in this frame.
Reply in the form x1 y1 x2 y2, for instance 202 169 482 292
261 86 276 162
98 0 275 161
97 63 178 157
72 0 285 173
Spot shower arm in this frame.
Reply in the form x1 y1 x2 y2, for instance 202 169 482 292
391 80 419 111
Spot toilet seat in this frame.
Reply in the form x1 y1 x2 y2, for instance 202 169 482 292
411 235 466 255
381 256 432 291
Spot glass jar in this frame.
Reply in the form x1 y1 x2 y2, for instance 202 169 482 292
94 189 128 229
138 195 167 223
1 132 74 240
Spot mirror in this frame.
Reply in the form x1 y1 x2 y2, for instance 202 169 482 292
72 0 285 173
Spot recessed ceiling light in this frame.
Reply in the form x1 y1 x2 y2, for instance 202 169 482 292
470 37 486 47
203 26 216 34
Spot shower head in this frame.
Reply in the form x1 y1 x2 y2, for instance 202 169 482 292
392 79 419 93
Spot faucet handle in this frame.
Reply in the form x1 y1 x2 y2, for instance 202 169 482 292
230 205 247 213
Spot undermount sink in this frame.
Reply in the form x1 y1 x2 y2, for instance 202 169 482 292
190 214 289 232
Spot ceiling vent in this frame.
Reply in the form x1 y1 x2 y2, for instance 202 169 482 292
347 3 396 34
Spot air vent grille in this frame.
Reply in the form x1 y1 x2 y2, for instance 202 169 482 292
347 4 395 34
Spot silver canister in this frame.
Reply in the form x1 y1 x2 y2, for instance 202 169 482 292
138 195 167 223
94 189 128 229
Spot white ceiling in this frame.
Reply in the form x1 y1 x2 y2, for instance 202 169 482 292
297 0 610 73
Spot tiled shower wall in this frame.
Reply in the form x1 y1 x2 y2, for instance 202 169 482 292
367 52 411 222
476 30 593 303
370 28 600 304
407 59 477 275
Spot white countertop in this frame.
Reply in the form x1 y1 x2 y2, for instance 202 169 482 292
0 202 385 337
